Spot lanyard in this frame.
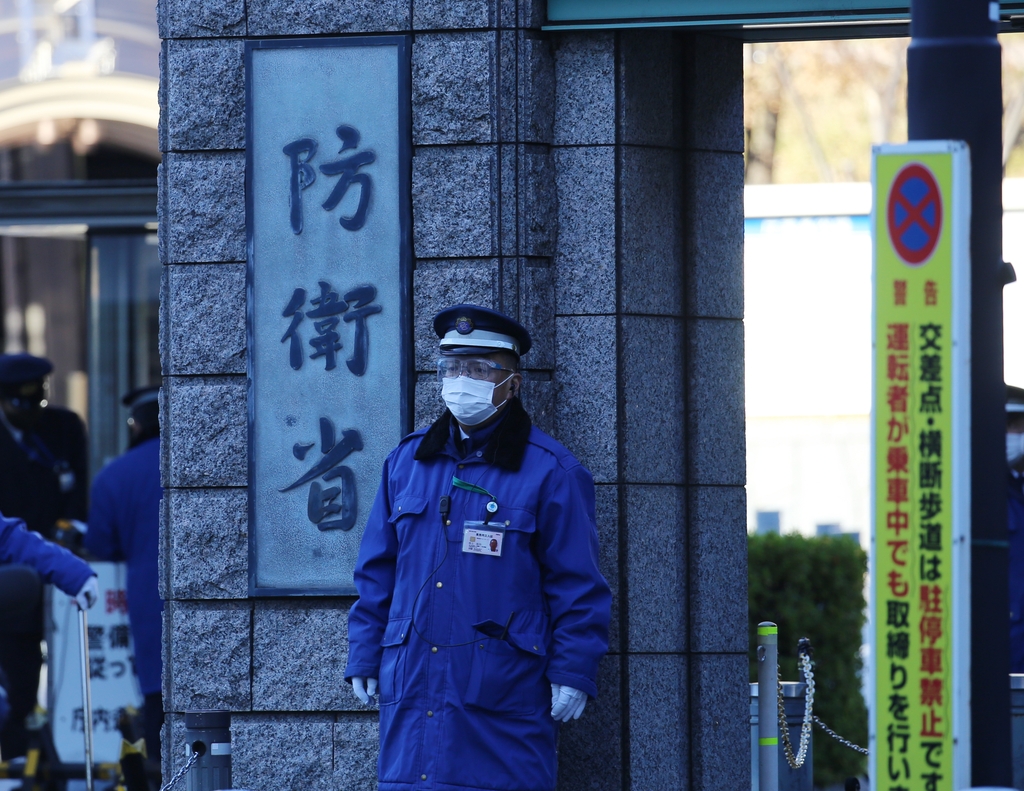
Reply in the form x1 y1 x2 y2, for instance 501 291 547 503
11 427 58 469
451 475 499 520
24 432 57 468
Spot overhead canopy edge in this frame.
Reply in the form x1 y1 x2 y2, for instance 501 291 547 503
0 180 158 227
542 1 1024 40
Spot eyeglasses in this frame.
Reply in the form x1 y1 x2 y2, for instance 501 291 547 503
436 357 515 382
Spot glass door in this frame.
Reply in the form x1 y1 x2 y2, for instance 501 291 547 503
87 230 160 474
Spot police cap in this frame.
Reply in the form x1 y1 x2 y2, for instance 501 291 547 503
122 386 160 411
0 353 53 385
433 304 532 357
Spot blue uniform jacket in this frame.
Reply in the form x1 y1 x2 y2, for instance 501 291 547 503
84 438 163 695
1010 473 1024 672
346 399 611 791
0 511 94 596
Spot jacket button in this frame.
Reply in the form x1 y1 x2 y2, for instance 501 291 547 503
427 710 433 717
533 646 539 651
476 451 483 457
432 646 438 653
436 581 443 588
458 464 464 469
421 775 427 781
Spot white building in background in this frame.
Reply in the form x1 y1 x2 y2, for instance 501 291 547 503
744 180 1024 543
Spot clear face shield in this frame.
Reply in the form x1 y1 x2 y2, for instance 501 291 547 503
436 357 515 383
437 357 516 426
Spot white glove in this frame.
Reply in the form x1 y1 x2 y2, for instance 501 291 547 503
550 683 587 722
351 676 378 705
73 576 99 610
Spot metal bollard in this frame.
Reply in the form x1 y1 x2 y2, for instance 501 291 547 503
750 681 813 791
757 622 780 791
183 710 231 791
77 608 95 791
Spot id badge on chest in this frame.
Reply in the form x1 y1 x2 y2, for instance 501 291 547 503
56 461 75 493
462 521 506 557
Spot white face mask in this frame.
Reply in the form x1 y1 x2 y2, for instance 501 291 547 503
441 374 512 427
1008 432 1024 466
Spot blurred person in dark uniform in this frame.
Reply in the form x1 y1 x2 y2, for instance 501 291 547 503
84 386 164 761
0 353 88 540
0 353 89 758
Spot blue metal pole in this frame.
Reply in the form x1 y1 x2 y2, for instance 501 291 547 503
907 0 1009 784
757 622 780 791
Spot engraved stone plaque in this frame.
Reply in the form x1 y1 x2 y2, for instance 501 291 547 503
246 37 411 594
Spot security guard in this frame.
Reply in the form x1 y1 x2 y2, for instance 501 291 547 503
346 305 611 791
0 353 87 540
84 386 164 761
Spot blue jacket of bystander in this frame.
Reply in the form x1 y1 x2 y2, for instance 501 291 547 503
84 437 163 696
1010 473 1024 672
0 510 94 595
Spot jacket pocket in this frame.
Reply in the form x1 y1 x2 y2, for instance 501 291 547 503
378 617 411 706
463 625 547 715
389 495 429 521
388 495 429 543
496 508 537 551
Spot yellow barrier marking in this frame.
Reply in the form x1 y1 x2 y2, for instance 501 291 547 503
24 749 39 777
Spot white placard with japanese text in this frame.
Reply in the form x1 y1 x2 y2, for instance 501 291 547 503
49 562 142 764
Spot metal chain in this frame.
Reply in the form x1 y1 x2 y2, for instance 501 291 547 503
812 714 869 756
777 651 814 769
158 747 200 791
776 648 870 762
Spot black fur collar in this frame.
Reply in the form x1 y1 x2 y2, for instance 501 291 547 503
414 398 532 471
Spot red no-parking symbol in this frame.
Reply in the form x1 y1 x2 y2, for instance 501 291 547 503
887 163 943 266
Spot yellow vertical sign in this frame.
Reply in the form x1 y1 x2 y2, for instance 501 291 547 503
871 142 970 791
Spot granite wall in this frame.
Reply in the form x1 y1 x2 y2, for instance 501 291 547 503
158 0 748 786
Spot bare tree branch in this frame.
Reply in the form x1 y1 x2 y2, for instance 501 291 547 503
1004 78 1024 167
770 44 834 183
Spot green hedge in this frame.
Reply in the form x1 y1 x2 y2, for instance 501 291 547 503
748 533 868 787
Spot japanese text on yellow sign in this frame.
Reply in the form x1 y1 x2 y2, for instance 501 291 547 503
873 146 965 791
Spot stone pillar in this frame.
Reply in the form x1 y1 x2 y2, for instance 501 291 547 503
158 1 748 787
551 31 749 790
409 1 558 432
680 34 749 790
